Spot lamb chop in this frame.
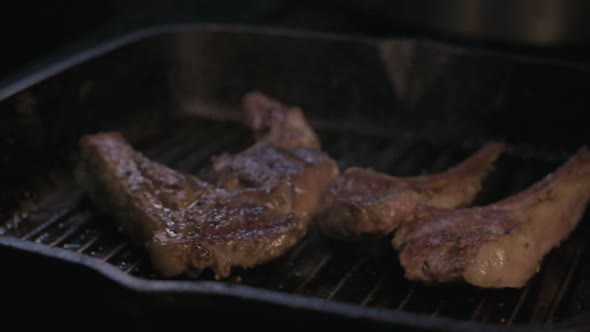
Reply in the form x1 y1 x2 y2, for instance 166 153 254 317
76 133 302 277
75 92 338 278
393 146 590 288
199 92 339 219
318 142 505 239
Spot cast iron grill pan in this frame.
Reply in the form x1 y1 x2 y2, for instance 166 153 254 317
1 116 587 329
2 25 590 331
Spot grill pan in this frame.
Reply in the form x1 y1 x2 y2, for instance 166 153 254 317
1 24 590 331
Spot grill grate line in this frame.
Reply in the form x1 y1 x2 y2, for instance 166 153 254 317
507 282 533 325
102 243 128 262
293 253 333 294
284 236 313 264
430 300 444 318
46 211 93 247
471 299 486 321
547 245 584 322
325 256 370 300
272 235 317 288
21 196 84 240
360 272 390 306
125 258 143 273
528 239 585 324
76 233 103 253
398 289 415 310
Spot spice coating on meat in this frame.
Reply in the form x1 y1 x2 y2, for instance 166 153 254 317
318 142 505 239
393 147 590 288
242 91 321 149
75 92 338 277
199 92 339 220
76 133 305 277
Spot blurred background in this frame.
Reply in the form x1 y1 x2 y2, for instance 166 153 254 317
2 0 590 79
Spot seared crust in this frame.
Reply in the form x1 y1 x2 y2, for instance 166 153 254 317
75 92 338 278
76 133 305 277
199 92 339 220
394 147 590 288
319 142 505 239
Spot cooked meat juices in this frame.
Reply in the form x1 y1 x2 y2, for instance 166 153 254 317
75 92 338 278
393 147 590 288
318 142 505 239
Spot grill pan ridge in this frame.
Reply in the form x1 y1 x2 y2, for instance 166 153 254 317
1 24 590 331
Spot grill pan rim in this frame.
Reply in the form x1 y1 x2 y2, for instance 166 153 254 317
1 235 585 332
0 23 377 101
2 22 590 102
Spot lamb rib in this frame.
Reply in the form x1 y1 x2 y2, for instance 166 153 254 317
318 142 505 239
393 146 590 288
75 92 338 277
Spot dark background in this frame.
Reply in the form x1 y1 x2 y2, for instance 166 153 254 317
2 0 590 80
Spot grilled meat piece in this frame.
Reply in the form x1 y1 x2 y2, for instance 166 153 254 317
393 147 590 288
242 91 320 149
318 142 505 239
200 92 339 219
75 92 338 278
76 132 304 278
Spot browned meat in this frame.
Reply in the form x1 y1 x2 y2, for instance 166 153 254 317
242 91 320 149
199 92 339 220
318 142 505 239
76 132 304 277
75 92 338 278
393 147 590 288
